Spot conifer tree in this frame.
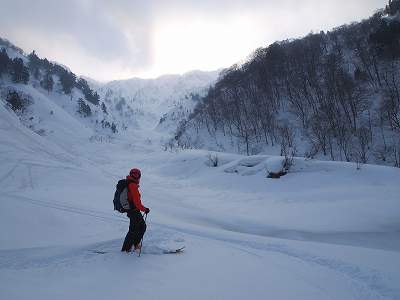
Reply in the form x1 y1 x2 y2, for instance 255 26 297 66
41 70 54 93
11 58 29 84
59 70 76 94
0 48 10 75
28 50 41 79
77 98 92 117
101 102 108 114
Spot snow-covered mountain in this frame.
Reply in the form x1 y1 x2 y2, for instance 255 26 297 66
91 70 219 131
0 37 219 145
173 8 400 167
0 38 122 144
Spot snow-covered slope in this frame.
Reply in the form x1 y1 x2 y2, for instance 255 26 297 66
1 83 94 146
1 93 400 299
0 40 122 142
93 70 219 130
1 37 219 145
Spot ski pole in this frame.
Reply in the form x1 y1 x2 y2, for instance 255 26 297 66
138 212 148 257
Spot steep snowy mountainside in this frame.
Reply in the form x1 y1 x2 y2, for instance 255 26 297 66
0 38 25 60
156 91 203 135
92 70 219 130
0 82 93 149
0 38 124 143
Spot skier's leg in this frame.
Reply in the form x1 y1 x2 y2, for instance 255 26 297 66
132 212 146 247
121 212 135 252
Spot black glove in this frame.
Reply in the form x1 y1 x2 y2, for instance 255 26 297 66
144 207 150 214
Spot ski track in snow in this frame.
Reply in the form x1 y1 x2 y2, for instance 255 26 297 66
0 218 396 300
0 188 397 299
163 225 397 300
0 236 185 270
1 154 399 299
0 160 20 185
3 193 124 223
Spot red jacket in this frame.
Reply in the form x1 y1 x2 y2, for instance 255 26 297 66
126 176 147 212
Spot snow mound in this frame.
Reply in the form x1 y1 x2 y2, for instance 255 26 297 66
223 156 285 176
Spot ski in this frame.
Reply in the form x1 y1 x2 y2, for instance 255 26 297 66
91 246 185 255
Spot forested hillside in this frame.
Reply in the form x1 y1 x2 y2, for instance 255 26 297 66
174 2 400 167
0 38 121 136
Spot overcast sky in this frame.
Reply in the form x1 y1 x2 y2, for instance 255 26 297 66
0 0 384 81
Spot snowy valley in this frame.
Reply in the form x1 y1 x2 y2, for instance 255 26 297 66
1 6 400 300
1 89 400 299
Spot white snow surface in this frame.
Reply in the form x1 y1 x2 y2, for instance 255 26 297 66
1 94 400 300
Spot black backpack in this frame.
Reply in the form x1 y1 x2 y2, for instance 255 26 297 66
113 179 131 213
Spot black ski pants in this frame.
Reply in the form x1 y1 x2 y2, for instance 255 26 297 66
121 210 146 252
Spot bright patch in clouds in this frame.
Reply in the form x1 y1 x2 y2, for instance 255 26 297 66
144 15 261 77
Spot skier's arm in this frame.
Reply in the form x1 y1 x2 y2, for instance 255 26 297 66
131 185 147 212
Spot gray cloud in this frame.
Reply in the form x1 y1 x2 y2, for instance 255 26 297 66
0 0 385 80
0 0 153 79
2 1 130 57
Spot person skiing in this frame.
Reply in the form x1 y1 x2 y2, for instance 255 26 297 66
121 168 150 253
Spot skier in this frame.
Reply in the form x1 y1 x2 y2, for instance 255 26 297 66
121 168 150 253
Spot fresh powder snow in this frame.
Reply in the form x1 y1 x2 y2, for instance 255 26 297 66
1 92 400 300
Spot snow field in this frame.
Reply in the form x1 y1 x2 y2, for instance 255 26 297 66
0 100 400 300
